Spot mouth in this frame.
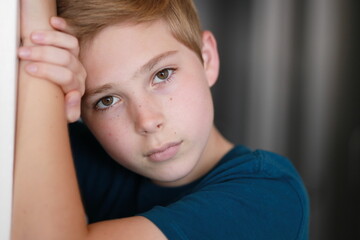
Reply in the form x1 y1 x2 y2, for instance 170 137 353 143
145 140 183 162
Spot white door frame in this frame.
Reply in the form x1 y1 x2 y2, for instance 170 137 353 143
0 1 19 239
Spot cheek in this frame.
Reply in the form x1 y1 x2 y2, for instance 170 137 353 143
92 122 119 148
85 117 134 158
170 78 214 133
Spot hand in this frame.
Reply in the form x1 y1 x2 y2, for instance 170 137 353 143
18 17 86 122
20 0 56 45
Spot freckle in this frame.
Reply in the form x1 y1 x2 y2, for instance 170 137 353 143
169 97 173 101
138 105 142 108
174 131 177 135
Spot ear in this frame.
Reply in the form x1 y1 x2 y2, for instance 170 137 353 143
201 31 220 87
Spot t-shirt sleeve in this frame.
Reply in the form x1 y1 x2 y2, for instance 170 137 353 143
139 150 309 240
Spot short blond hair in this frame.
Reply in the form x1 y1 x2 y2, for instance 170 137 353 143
57 0 203 61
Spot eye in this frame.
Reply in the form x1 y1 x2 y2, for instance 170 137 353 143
95 96 120 110
153 68 175 85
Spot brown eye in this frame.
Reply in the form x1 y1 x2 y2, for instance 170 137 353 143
95 96 120 110
101 96 114 106
156 69 169 80
153 68 174 84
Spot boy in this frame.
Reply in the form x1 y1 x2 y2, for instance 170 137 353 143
14 0 309 239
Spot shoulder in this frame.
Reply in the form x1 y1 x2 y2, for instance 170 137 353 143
207 145 301 177
141 145 310 240
203 146 310 229
203 145 307 195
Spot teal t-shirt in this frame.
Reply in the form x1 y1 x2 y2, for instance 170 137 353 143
70 122 309 239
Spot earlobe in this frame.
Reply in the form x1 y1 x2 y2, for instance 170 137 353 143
201 31 220 87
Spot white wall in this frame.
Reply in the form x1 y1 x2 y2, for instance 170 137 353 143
0 1 19 239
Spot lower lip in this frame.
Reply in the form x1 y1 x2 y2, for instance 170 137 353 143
148 142 182 162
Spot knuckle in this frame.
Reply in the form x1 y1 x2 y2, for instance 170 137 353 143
69 36 79 49
80 71 87 93
63 69 74 85
81 67 87 80
62 52 72 66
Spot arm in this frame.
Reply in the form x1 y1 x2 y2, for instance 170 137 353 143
12 1 166 239
12 0 87 239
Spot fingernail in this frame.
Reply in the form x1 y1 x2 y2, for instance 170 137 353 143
67 96 80 107
18 48 30 57
69 112 79 122
26 64 38 73
31 32 44 42
51 17 64 27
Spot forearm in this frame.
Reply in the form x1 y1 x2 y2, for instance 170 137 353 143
12 0 87 239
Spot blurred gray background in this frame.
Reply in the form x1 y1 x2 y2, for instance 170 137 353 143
194 0 360 239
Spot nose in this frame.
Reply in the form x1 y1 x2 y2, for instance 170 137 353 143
131 98 164 135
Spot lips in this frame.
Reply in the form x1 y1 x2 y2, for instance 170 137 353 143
146 141 183 162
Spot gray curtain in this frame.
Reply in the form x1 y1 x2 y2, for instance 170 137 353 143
194 0 360 239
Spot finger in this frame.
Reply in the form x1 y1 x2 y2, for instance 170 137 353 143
18 45 87 96
65 90 82 123
19 0 56 45
19 45 78 72
50 16 76 35
30 30 79 56
24 62 80 94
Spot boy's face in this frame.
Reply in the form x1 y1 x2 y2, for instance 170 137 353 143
81 20 218 186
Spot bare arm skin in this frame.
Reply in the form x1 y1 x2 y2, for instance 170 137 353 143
12 0 166 239
12 0 87 239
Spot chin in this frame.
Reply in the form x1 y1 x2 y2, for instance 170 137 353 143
148 161 197 187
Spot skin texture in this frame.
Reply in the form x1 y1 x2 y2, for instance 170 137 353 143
13 0 87 239
81 20 232 187
18 16 86 122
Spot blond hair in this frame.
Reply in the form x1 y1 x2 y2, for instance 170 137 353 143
57 0 203 61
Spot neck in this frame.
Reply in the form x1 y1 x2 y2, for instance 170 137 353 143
200 126 234 174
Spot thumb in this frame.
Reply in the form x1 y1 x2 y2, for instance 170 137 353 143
65 90 82 123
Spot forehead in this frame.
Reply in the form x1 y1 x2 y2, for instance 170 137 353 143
83 20 179 64
81 20 187 85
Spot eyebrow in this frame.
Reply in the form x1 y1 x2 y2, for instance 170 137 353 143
84 50 178 100
137 50 178 75
84 83 114 100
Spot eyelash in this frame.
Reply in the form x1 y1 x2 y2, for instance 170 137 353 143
152 68 176 86
94 96 121 111
93 68 177 112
